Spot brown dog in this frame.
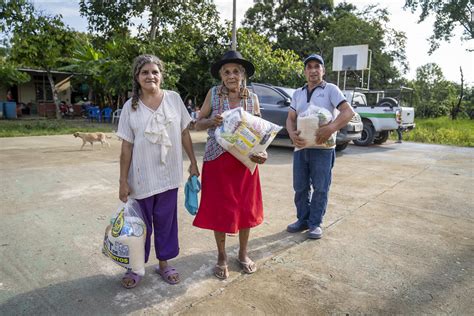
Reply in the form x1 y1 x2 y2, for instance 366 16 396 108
73 132 111 150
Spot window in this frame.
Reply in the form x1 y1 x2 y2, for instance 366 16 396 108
252 85 285 106
34 75 54 102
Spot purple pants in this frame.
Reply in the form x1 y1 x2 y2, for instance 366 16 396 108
136 188 179 263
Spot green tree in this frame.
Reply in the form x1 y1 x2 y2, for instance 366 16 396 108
243 0 334 57
79 0 220 40
79 0 223 105
243 2 407 90
411 63 455 118
237 28 304 87
0 57 30 89
404 0 473 53
1 0 76 119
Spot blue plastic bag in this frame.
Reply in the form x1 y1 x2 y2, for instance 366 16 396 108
185 175 201 215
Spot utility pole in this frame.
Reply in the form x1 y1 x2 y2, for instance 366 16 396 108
231 0 236 50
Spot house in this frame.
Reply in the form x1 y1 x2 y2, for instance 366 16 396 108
1 68 76 118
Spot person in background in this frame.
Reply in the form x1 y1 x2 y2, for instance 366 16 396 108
116 54 199 288
192 50 267 279
396 126 403 143
286 54 355 239
6 90 14 101
186 99 194 115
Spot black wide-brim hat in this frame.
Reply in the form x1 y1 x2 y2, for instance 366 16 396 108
210 50 255 79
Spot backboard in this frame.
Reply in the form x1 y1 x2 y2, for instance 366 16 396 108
332 45 369 71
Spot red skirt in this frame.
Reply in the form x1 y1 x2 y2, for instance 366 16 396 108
193 152 263 233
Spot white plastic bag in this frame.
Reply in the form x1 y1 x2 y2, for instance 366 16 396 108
215 107 282 173
295 104 336 150
102 199 146 274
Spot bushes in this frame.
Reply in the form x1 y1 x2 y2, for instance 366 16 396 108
391 117 474 147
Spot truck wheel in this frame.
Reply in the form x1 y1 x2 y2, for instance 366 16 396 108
335 142 348 152
353 123 375 146
374 131 389 144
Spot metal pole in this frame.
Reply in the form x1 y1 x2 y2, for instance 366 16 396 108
231 0 237 50
367 49 372 90
343 70 347 90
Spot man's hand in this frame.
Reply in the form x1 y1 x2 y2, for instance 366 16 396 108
315 124 336 144
290 130 306 148
250 151 268 164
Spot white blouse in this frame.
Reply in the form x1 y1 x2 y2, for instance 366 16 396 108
117 90 192 199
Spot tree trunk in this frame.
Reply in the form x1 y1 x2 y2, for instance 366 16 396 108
46 70 61 119
149 3 158 41
451 67 464 120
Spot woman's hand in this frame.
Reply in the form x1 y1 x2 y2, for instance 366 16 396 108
119 180 130 203
209 114 223 128
188 163 200 178
250 151 268 164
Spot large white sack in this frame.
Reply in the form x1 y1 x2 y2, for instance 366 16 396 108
102 199 146 274
295 104 336 150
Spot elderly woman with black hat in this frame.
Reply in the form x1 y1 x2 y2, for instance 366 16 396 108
193 51 267 279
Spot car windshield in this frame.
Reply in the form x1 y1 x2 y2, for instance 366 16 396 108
275 86 296 98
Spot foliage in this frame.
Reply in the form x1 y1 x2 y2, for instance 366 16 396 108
243 2 407 90
238 29 304 87
391 117 474 147
408 63 458 118
0 57 30 87
243 0 334 57
79 0 220 40
404 0 473 53
78 0 223 105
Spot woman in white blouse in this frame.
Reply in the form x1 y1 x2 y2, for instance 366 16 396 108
116 54 199 289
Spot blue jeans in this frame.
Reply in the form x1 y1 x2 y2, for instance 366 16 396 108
293 148 335 227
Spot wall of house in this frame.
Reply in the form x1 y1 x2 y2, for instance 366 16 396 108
18 81 36 104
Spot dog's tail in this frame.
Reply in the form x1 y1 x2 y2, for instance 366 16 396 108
106 135 112 139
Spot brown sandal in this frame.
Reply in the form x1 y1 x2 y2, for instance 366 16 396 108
214 264 229 279
237 259 257 274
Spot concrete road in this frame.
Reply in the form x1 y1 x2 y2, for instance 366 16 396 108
0 132 472 315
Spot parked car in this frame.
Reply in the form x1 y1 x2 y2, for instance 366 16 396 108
248 83 363 151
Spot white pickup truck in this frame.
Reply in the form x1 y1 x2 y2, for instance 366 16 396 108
343 88 416 145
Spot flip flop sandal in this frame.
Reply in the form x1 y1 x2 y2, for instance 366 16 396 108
214 264 229 280
237 259 257 274
155 266 180 285
121 270 142 289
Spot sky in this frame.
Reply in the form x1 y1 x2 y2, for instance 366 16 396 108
32 0 473 85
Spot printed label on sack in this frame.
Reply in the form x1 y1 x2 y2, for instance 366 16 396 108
104 238 130 264
111 208 125 237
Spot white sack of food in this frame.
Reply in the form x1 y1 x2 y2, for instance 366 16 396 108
215 107 282 173
102 199 146 274
295 104 336 150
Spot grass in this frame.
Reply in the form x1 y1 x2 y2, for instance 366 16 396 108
0 117 116 137
390 117 474 147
